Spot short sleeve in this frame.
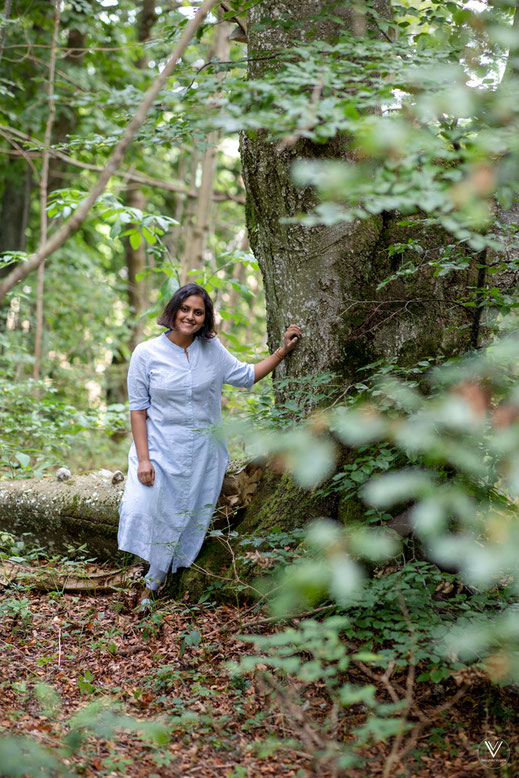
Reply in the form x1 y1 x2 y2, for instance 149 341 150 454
127 346 151 410
215 338 255 389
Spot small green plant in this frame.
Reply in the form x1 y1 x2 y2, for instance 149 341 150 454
149 665 184 694
77 670 100 697
138 609 164 642
0 375 129 480
0 595 33 633
179 628 202 660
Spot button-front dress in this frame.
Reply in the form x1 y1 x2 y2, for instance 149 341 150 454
117 332 255 574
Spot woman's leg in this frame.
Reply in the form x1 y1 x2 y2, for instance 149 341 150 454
144 563 167 592
138 564 167 613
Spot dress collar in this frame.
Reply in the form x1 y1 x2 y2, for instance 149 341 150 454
162 330 197 352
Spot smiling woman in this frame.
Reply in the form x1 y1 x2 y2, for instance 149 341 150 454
117 283 301 610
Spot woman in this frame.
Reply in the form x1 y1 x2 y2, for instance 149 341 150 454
118 283 301 608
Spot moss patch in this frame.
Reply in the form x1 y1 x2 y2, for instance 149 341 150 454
174 468 337 602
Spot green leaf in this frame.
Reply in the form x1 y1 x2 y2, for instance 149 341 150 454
429 667 451 683
339 683 376 706
186 629 201 647
329 555 363 603
142 227 157 245
14 452 31 469
129 231 142 250
110 220 122 238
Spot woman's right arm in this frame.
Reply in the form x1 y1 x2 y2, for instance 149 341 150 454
130 409 155 486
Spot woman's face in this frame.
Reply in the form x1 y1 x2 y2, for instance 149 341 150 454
174 294 206 336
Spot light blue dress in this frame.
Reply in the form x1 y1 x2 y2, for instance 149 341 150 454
118 332 255 573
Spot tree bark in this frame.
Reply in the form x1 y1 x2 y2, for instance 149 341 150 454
240 0 515 393
219 229 248 343
126 187 149 352
180 148 201 283
125 1 155 353
46 8 89 194
106 1 156 404
0 159 31 261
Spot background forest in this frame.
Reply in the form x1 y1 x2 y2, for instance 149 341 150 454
2 0 519 775
0 0 267 477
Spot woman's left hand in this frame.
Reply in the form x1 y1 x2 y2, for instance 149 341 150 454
282 324 301 354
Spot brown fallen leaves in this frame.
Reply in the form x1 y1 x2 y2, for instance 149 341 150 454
0 585 518 777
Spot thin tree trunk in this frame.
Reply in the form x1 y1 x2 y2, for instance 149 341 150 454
219 229 248 342
0 0 12 66
0 0 221 305
124 0 157 352
106 0 157 405
0 159 31 260
33 0 61 387
46 9 89 194
126 187 148 351
183 12 232 274
181 149 202 283
136 0 158 68
20 164 31 252
185 131 219 269
164 153 188 263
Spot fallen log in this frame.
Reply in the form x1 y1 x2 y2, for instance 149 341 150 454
0 559 142 592
0 461 264 560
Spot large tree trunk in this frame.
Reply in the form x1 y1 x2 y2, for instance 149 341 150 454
240 0 490 389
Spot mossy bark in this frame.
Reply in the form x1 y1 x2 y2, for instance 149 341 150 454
174 467 338 602
0 472 125 559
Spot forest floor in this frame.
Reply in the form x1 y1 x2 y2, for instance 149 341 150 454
0 582 518 777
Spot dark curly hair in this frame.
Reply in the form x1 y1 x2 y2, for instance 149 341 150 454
157 283 216 341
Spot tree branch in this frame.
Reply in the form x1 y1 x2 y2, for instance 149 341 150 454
0 0 221 305
0 127 40 181
0 124 244 202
